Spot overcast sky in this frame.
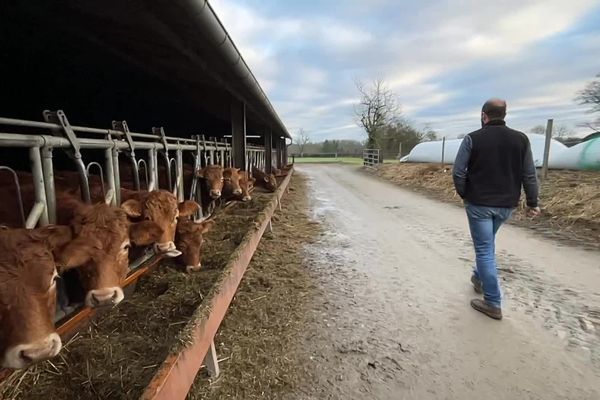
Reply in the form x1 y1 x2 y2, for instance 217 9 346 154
211 0 600 142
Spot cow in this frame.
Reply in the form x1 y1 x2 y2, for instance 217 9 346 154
175 219 215 273
0 225 73 369
0 177 165 308
119 189 199 258
197 165 224 215
252 166 277 192
222 171 255 202
56 193 164 307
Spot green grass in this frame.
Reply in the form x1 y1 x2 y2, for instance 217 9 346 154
292 156 397 165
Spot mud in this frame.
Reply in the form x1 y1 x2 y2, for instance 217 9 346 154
191 165 600 399
292 164 599 399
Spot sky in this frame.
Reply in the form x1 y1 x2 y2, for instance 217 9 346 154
211 0 600 142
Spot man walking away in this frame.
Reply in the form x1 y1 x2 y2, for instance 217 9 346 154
453 98 540 320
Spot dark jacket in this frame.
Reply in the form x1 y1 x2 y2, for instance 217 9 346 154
452 120 539 208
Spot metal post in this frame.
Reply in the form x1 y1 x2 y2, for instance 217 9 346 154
176 148 184 202
203 340 220 377
542 119 553 180
112 141 121 205
231 99 247 170
441 137 446 166
105 147 116 206
148 148 158 191
29 147 49 226
41 146 56 224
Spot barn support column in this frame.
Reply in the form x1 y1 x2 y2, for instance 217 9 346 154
231 99 247 170
283 138 288 166
276 137 283 169
264 128 273 174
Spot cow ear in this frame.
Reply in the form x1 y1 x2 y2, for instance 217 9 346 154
196 167 205 178
121 199 142 218
55 236 95 271
129 221 163 246
31 225 73 250
195 219 215 234
236 168 241 173
178 201 200 217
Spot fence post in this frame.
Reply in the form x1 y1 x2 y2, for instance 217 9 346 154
441 137 446 166
542 119 553 180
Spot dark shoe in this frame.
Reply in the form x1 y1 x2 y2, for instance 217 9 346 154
470 299 502 320
470 275 482 294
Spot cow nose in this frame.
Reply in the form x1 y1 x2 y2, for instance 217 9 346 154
242 195 251 202
210 190 221 199
86 287 124 308
154 241 181 257
3 333 62 369
233 188 243 195
186 263 202 273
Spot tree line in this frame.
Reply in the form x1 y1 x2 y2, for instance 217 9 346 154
291 73 600 157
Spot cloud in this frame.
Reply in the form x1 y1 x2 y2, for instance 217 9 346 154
211 0 600 142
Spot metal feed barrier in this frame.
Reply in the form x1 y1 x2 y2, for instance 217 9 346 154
363 149 380 168
0 110 269 322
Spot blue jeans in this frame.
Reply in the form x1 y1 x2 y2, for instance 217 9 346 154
465 203 513 308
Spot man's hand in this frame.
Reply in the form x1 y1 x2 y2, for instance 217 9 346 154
527 206 541 218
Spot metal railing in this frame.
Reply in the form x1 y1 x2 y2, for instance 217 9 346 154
0 110 275 323
0 111 271 227
363 149 380 168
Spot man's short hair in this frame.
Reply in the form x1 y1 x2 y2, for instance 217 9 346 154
482 99 506 120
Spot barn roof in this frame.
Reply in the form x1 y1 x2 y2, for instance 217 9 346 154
0 0 289 140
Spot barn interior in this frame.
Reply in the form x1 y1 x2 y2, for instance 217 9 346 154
0 1 290 313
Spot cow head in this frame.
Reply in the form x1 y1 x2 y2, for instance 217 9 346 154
223 167 243 196
175 219 215 273
0 225 72 369
240 172 255 202
57 201 163 308
197 165 224 199
121 190 199 258
262 173 277 192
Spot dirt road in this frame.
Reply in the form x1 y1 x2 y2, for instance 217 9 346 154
295 164 600 400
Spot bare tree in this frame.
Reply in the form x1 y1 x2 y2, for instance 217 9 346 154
576 73 600 130
530 125 546 135
297 128 310 156
553 125 573 139
354 79 400 148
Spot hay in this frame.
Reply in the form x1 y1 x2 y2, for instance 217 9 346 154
189 173 321 399
0 190 277 400
374 163 600 248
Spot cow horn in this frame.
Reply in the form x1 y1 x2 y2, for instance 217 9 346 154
104 188 115 205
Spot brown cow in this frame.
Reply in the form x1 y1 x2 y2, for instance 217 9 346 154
56 193 164 307
0 225 73 369
252 166 277 192
197 165 224 214
223 171 255 202
120 189 199 257
175 219 215 273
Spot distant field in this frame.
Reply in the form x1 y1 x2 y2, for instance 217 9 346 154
293 156 397 164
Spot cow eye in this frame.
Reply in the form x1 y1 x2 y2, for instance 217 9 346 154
144 216 151 221
124 244 131 250
50 272 60 288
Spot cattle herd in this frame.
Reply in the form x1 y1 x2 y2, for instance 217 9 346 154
0 162 285 370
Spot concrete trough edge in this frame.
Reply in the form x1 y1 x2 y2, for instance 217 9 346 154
140 167 294 400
